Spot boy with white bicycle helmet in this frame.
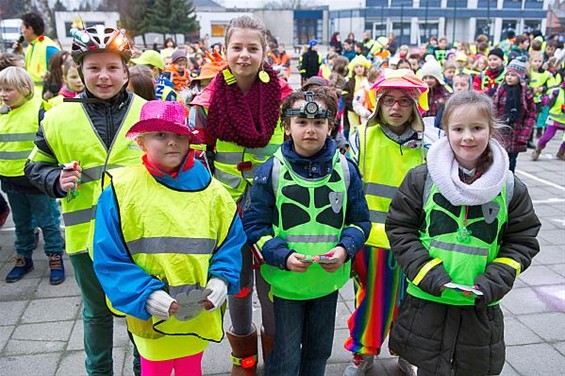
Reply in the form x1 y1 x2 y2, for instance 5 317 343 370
25 25 146 376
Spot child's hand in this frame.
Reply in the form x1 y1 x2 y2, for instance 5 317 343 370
318 246 347 273
59 161 82 192
169 301 180 315
287 253 312 272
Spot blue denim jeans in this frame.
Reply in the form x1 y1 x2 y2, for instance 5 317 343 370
266 290 338 376
6 192 63 257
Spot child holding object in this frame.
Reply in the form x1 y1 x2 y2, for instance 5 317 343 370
386 90 541 376
93 100 244 376
243 88 370 376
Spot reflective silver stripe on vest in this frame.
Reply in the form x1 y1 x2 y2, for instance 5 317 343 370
430 240 488 256
0 150 33 160
215 152 242 164
127 237 216 255
0 133 36 142
363 182 398 199
215 169 242 189
369 210 388 224
80 166 105 184
63 205 96 227
285 235 339 243
247 144 280 159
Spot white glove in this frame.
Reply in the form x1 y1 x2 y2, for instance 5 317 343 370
146 290 176 320
205 277 228 311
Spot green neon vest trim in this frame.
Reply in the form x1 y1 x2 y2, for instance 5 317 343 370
358 123 424 248
214 123 284 201
407 178 509 306
30 95 146 254
481 69 506 91
528 70 551 103
548 88 565 123
0 97 43 177
260 149 350 300
25 36 59 85
109 164 230 342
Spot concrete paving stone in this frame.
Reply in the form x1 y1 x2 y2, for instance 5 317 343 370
0 277 41 301
12 320 74 342
517 312 565 342
506 343 565 375
533 284 565 312
0 300 28 325
121 342 136 376
339 279 356 301
536 236 553 247
335 300 351 330
67 319 84 351
533 245 565 265
332 327 354 363
548 263 565 277
503 316 543 346
0 353 59 376
113 317 133 348
536 217 559 231
55 348 127 376
203 340 234 375
519 264 565 286
532 205 563 217
0 325 15 353
20 296 81 324
34 277 80 298
4 337 67 355
499 363 520 376
500 287 558 314
553 341 565 357
538 229 565 245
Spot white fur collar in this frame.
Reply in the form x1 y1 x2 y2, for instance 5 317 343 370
427 137 510 206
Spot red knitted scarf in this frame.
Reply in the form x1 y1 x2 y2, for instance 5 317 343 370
207 64 281 148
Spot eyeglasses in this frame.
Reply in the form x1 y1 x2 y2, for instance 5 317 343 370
380 96 413 107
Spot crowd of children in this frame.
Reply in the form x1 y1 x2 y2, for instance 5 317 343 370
0 11 555 376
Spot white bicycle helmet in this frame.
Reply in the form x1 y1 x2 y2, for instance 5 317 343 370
71 25 132 64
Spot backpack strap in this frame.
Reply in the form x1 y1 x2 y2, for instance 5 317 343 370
339 154 351 192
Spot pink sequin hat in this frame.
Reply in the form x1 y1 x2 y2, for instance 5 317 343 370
126 101 201 142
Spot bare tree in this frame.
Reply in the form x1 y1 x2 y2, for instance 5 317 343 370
264 0 317 9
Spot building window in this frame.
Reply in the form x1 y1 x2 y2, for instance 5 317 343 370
523 20 541 34
475 19 492 40
419 22 439 44
211 24 226 38
501 20 517 39
392 22 411 45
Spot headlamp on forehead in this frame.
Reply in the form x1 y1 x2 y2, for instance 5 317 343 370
285 91 333 119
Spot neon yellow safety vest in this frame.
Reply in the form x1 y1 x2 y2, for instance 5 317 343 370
529 70 551 103
260 149 350 300
214 125 284 202
28 95 146 255
0 97 43 177
407 175 516 306
548 87 565 123
480 69 506 91
357 123 424 248
25 35 59 86
109 164 229 341
319 64 332 80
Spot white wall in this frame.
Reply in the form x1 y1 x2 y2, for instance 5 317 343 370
196 11 252 46
253 10 294 47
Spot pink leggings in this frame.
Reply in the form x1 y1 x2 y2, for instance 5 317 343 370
140 352 203 376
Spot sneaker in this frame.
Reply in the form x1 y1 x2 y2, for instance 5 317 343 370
527 140 536 149
343 354 374 376
48 254 65 285
531 148 541 161
6 256 34 283
0 205 9 228
398 357 418 376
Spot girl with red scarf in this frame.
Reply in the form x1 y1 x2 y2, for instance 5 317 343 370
188 15 292 375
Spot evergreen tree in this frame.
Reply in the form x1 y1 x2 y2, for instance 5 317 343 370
145 0 198 42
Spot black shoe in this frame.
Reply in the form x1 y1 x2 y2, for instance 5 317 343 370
527 141 536 149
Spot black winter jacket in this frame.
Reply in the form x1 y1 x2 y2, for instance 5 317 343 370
385 164 541 375
24 89 134 198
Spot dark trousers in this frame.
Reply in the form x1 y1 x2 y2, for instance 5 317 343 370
266 290 338 376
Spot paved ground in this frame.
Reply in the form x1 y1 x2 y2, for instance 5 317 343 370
0 65 564 375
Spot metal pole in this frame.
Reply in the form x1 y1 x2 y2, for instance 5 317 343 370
452 1 457 44
400 4 404 45
381 5 384 35
425 1 429 43
487 0 491 42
